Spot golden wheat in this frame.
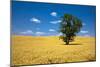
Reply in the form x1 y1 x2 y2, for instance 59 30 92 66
11 35 96 66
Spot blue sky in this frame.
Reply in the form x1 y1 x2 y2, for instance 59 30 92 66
12 1 96 37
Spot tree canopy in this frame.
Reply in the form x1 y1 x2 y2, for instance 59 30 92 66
59 14 83 45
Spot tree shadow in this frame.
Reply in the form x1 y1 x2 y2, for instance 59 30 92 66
69 43 82 45
63 43 82 45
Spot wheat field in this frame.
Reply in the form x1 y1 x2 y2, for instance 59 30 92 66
11 35 96 66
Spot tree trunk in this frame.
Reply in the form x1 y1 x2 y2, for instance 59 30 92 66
65 40 69 45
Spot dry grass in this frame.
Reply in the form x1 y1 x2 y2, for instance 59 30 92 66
11 35 96 66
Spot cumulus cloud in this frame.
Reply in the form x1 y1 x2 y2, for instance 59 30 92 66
83 23 86 26
35 31 45 36
49 29 55 32
50 20 61 24
30 17 41 23
56 32 63 36
50 12 57 17
20 30 33 34
80 30 88 34
84 34 91 37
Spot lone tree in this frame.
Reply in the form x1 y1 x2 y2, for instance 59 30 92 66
59 14 82 45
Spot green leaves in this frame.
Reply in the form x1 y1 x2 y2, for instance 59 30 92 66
59 14 83 45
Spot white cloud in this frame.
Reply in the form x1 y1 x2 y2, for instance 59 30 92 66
30 17 41 23
50 20 61 24
83 23 86 26
84 34 91 37
56 32 63 36
20 30 33 34
35 31 45 36
80 30 88 34
49 29 55 32
50 12 57 17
